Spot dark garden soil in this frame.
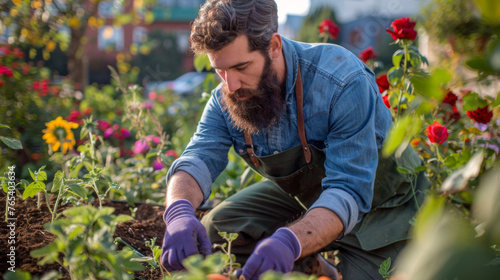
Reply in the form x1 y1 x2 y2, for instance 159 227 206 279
0 194 206 279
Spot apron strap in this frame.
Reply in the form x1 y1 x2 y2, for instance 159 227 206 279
244 132 260 167
296 65 312 163
244 64 311 167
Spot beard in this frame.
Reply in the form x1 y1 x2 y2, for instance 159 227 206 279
221 54 286 135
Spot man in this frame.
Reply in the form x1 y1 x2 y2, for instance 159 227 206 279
161 0 429 279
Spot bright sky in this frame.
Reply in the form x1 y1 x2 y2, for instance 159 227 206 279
275 0 310 24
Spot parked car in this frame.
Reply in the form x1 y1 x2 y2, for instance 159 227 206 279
146 71 210 96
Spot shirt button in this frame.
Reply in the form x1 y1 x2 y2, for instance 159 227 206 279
239 149 244 154
273 151 279 154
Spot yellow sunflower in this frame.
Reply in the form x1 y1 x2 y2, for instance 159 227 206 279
42 116 79 154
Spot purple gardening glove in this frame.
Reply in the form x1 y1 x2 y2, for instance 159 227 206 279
161 199 212 271
241 228 302 280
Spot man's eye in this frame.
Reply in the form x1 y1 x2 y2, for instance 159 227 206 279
236 66 247 71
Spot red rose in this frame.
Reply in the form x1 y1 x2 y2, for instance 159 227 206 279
382 95 391 109
359 46 378 63
386 17 417 41
318 19 341 39
426 121 449 145
376 74 390 93
467 105 493 124
66 110 83 125
165 149 178 159
446 106 461 123
442 90 458 107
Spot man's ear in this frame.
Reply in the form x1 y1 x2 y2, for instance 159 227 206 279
269 33 282 60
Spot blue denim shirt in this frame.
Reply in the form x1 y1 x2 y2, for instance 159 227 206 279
166 37 393 235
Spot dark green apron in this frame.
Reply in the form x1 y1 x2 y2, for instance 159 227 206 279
201 66 430 279
239 65 427 250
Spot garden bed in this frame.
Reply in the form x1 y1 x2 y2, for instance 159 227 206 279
0 194 172 278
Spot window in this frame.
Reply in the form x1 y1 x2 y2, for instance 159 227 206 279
98 26 124 51
133 27 148 45
98 0 123 18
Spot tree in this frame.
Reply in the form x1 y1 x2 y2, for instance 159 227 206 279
0 0 156 85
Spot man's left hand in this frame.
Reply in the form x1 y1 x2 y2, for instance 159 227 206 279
241 228 301 280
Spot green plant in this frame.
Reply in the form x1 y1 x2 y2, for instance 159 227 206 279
0 123 22 150
30 205 144 279
116 236 167 278
214 232 241 277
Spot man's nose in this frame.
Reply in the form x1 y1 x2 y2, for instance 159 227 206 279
224 71 241 93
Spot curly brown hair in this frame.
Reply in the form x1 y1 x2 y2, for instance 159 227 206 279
190 0 278 55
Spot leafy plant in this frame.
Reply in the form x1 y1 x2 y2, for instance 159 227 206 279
214 232 241 277
30 205 144 280
0 123 22 150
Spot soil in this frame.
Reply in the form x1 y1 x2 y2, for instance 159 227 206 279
0 193 191 279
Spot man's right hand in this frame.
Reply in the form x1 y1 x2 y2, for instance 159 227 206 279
161 199 212 271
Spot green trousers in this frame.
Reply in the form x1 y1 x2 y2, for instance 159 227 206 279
201 172 429 279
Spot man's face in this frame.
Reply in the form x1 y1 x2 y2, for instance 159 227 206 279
208 35 286 134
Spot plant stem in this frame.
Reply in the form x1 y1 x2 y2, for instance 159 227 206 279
91 179 102 209
44 191 54 217
52 179 64 222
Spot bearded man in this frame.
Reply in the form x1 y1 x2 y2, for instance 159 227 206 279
160 1 429 279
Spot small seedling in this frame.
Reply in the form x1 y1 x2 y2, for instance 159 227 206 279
214 232 241 277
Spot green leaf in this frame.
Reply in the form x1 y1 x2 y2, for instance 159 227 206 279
0 123 10 129
37 171 48 182
411 68 451 100
411 69 451 101
490 91 500 108
474 0 500 24
392 49 404 67
382 115 421 157
29 169 36 181
408 50 422 69
3 271 33 280
51 170 65 193
194 54 212 72
378 257 391 276
0 136 22 149
465 56 496 74
22 181 46 199
396 167 411 174
67 184 87 198
387 67 404 86
240 167 256 189
413 195 447 241
463 92 489 111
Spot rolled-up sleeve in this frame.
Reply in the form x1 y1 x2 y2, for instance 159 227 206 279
310 73 380 237
166 91 232 202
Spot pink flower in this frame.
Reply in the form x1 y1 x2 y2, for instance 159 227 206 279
133 135 160 155
119 128 131 139
104 128 114 138
0 66 13 77
134 139 150 154
97 120 111 130
144 100 153 109
153 159 164 170
148 91 157 100
318 19 341 39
